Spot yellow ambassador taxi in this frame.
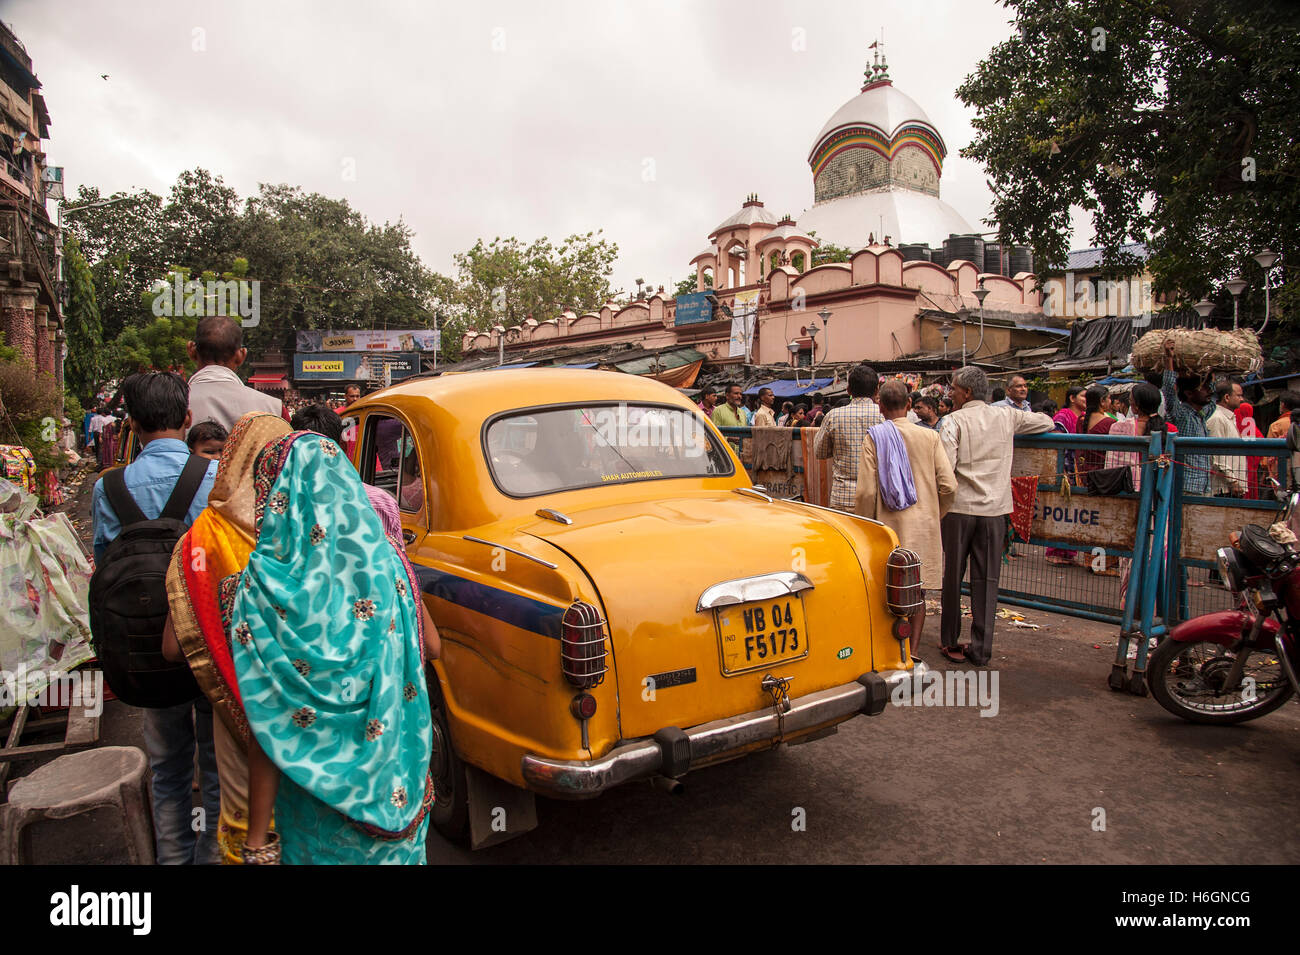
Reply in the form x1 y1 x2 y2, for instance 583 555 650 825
347 368 926 847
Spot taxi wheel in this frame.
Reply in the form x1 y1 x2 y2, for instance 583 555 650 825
427 668 470 845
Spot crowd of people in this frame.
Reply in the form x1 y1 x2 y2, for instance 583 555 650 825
712 348 1297 663
85 316 1296 867
90 317 431 866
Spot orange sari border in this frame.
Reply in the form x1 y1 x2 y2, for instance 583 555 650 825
165 530 249 742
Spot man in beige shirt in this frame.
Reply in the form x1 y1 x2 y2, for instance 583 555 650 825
186 317 283 431
1205 379 1247 496
751 387 777 427
939 366 1053 666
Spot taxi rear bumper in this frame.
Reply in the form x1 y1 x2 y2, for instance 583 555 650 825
520 665 924 798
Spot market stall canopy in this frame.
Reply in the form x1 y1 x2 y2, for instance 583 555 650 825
612 347 705 388
247 374 288 392
743 377 835 398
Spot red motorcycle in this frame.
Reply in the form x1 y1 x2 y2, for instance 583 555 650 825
1148 491 1300 724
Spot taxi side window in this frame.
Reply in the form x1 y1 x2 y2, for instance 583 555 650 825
362 415 426 515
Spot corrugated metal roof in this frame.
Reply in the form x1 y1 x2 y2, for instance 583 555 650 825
1063 243 1150 271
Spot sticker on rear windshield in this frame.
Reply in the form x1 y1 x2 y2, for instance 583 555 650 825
600 469 664 483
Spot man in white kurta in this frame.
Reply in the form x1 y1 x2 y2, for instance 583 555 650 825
856 381 956 659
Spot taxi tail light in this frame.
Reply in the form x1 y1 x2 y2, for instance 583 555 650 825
885 548 924 618
561 600 608 689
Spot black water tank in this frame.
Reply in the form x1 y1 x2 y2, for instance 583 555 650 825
983 242 1003 275
943 233 984 269
1009 245 1034 275
899 243 931 262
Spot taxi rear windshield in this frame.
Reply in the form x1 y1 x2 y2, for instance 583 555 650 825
485 403 734 497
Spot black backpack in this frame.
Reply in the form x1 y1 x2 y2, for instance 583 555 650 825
88 455 209 708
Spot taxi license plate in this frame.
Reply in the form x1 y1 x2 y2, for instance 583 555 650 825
715 596 808 675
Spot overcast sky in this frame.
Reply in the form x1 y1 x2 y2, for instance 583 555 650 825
8 0 1089 301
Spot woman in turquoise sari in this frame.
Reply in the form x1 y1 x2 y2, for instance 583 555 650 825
230 431 434 864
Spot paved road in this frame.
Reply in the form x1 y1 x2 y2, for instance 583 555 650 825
21 463 1299 864
424 606 1300 864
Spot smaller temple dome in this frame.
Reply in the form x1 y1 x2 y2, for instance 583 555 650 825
755 219 817 248
710 193 779 237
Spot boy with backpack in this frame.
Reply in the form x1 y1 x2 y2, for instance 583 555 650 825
90 372 221 864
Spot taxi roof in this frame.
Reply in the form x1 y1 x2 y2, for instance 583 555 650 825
361 367 699 417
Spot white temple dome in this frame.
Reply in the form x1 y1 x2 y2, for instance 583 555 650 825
799 54 974 251
798 188 975 250
809 83 940 161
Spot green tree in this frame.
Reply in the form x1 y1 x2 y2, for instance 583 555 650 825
957 1 1300 328
61 187 165 342
674 271 713 297
62 235 105 405
445 232 619 332
811 242 854 267
114 316 197 378
237 183 441 352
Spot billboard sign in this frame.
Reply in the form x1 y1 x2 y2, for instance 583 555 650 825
296 329 440 353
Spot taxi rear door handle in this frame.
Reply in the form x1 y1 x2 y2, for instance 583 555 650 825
402 530 417 545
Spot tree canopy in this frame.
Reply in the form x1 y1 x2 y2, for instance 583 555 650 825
62 168 624 378
957 0 1299 328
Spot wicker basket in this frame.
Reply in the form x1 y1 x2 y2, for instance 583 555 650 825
1130 328 1263 376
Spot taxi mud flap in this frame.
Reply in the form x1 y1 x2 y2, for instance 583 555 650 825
856 673 889 716
653 727 691 778
466 764 539 850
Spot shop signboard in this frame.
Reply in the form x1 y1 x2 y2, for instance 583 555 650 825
674 292 714 326
296 329 440 352
294 352 422 382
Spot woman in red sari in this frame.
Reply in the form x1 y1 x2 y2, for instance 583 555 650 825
1046 386 1087 566
163 412 291 862
1077 386 1117 575
1236 401 1264 499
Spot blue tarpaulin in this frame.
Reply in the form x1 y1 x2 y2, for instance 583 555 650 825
743 377 834 398
490 361 540 369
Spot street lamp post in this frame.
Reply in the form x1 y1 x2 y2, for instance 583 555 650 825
1254 249 1278 335
1193 299 1216 326
494 324 505 366
807 324 820 374
957 307 970 366
1224 276 1247 332
816 306 832 363
788 341 802 387
939 321 952 360
972 285 989 360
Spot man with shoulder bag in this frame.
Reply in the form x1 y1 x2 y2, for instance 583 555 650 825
90 372 220 864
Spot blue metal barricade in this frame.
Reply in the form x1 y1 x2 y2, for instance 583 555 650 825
726 420 1290 694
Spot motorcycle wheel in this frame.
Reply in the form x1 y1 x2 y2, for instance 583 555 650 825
1147 636 1294 725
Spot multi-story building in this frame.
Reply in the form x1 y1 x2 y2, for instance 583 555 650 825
0 20 62 383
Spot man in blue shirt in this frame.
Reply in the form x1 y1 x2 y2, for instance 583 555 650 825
1160 338 1212 495
91 372 220 864
991 375 1032 412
